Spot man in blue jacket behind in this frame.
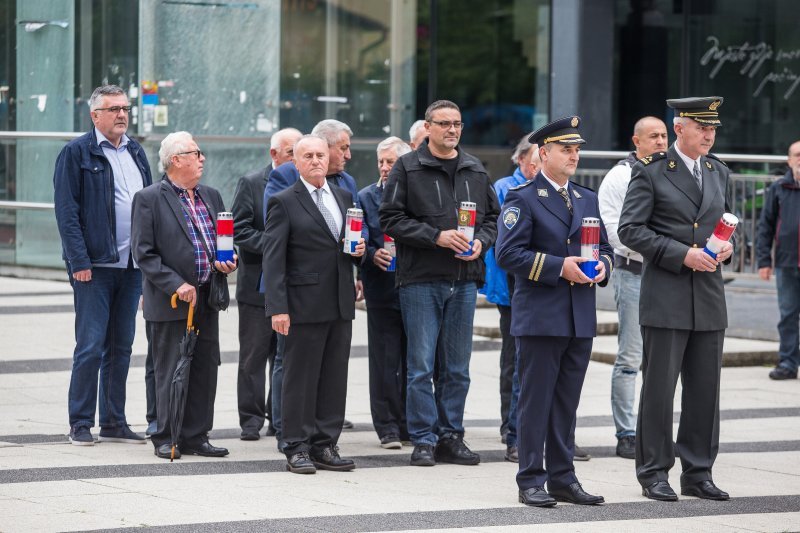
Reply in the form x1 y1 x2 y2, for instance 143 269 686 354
757 139 800 380
54 85 153 446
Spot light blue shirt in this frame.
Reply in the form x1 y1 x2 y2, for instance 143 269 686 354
94 128 144 268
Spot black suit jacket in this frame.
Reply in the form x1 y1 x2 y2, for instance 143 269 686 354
263 179 359 324
231 164 270 306
132 177 227 322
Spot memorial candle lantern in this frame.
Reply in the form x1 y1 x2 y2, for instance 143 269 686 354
344 208 364 254
579 217 600 279
457 201 477 256
703 213 738 259
383 234 396 272
216 212 234 263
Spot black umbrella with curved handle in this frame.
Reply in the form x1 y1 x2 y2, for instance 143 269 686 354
168 293 197 462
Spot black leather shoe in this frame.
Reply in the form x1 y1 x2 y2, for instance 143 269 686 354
642 481 678 501
310 446 355 471
342 419 355 429
286 451 316 474
181 441 229 457
549 482 604 505
435 433 480 465
573 445 591 461
518 487 557 507
154 444 180 460
410 444 436 466
681 480 729 501
240 429 260 441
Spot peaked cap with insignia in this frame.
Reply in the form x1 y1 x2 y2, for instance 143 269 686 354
667 96 724 126
528 115 586 146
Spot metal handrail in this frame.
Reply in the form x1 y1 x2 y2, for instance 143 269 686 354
0 131 790 163
0 201 54 210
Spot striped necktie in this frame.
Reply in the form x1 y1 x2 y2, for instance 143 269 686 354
314 188 340 238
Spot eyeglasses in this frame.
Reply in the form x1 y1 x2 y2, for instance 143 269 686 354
429 120 464 129
94 106 132 114
176 150 204 158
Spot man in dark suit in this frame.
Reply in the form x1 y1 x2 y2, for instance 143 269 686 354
262 119 360 447
358 136 412 449
619 97 733 502
233 127 301 441
132 131 237 460
496 116 613 507
263 134 365 474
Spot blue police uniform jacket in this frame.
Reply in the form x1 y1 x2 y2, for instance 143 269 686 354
495 172 613 338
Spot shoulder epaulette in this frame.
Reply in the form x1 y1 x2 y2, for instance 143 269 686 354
638 152 667 166
509 180 535 191
705 153 728 168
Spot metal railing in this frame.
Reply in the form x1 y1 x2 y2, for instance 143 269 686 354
0 132 787 275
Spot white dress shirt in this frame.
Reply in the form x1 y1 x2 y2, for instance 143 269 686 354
598 161 643 262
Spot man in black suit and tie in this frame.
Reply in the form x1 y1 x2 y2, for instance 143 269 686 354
132 131 237 460
619 97 733 502
232 127 301 441
263 134 365 474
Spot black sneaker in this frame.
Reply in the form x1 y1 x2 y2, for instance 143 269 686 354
410 444 436 466
380 434 402 449
769 366 797 380
69 426 94 446
574 445 591 461
616 436 636 459
98 425 146 444
435 433 480 465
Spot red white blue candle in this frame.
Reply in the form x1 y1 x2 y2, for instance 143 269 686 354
580 217 600 279
703 213 738 259
216 212 234 262
344 208 363 254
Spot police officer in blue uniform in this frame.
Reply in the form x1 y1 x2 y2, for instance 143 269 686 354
496 116 613 507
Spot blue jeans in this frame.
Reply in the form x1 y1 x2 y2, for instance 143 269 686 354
776 267 800 372
400 280 476 446
611 268 642 438
271 333 286 448
68 266 142 429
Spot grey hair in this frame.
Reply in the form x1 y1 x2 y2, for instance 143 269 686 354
311 120 353 146
88 85 127 111
408 120 426 142
159 131 194 169
376 136 411 158
270 127 302 150
511 134 535 165
673 116 687 127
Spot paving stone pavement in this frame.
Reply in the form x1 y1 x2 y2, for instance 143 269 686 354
0 276 798 533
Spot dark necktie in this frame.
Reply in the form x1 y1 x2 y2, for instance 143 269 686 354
314 188 340 238
558 187 573 214
693 161 703 192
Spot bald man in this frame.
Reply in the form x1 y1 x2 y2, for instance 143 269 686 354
598 116 667 460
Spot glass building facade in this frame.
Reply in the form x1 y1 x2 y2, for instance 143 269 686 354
0 0 797 269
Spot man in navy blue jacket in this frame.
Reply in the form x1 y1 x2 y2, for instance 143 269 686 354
54 85 153 446
359 136 412 449
757 139 800 380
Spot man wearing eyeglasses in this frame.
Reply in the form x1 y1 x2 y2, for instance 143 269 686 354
380 100 501 467
54 84 153 446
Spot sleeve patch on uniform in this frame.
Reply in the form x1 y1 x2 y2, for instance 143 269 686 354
503 207 520 229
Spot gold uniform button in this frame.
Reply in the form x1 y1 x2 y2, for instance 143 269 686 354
693 222 699 229
692 244 698 248
567 238 571 244
570 281 575 286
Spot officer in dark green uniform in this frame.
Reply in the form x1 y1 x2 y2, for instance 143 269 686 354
618 96 734 502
